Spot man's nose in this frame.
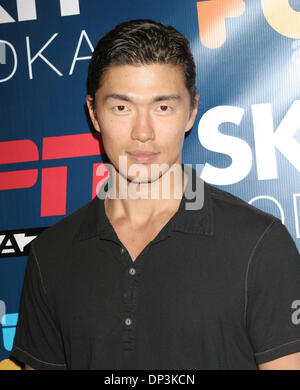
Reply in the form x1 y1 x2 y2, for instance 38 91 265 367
131 110 155 142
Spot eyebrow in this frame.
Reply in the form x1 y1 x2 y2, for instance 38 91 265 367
103 93 182 103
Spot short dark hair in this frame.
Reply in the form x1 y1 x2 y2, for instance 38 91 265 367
87 19 197 109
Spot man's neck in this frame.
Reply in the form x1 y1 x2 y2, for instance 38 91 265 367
104 165 188 226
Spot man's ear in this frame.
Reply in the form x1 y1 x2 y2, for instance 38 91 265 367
185 93 200 133
86 95 101 133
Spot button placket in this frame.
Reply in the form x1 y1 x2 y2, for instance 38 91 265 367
122 256 139 351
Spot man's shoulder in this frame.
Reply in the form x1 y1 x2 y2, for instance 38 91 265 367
31 197 97 253
206 183 281 232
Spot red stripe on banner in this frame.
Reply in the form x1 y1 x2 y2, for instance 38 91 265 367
42 133 102 160
0 140 39 164
41 167 67 216
0 169 38 190
92 162 110 198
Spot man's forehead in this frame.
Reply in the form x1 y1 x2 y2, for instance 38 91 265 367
100 63 185 84
95 63 187 99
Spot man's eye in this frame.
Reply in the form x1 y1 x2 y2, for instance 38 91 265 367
158 105 170 112
113 105 128 112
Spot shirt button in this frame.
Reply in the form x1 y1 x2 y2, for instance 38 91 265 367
125 317 132 326
120 247 125 254
129 267 136 276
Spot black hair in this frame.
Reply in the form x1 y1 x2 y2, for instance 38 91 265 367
87 19 196 109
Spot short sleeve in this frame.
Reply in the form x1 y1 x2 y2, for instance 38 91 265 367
10 244 67 369
245 220 300 365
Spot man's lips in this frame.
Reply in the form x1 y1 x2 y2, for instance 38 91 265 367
127 151 159 162
128 150 159 156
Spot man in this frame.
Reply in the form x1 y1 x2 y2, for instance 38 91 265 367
10 19 300 370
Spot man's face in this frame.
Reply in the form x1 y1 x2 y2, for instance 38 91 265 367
86 63 199 183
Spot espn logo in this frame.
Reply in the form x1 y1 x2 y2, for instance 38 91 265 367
0 133 109 217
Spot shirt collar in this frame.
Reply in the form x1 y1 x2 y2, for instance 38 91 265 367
73 165 214 244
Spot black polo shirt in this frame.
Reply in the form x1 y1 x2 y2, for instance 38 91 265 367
10 167 300 370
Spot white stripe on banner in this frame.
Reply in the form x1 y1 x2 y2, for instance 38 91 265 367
60 0 80 17
17 0 37 22
293 194 300 239
0 42 5 64
0 5 15 24
0 300 5 324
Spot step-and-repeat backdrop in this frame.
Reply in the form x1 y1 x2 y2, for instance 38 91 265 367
1 0 300 369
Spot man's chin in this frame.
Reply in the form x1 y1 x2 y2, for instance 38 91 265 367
117 165 164 185
112 160 182 185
